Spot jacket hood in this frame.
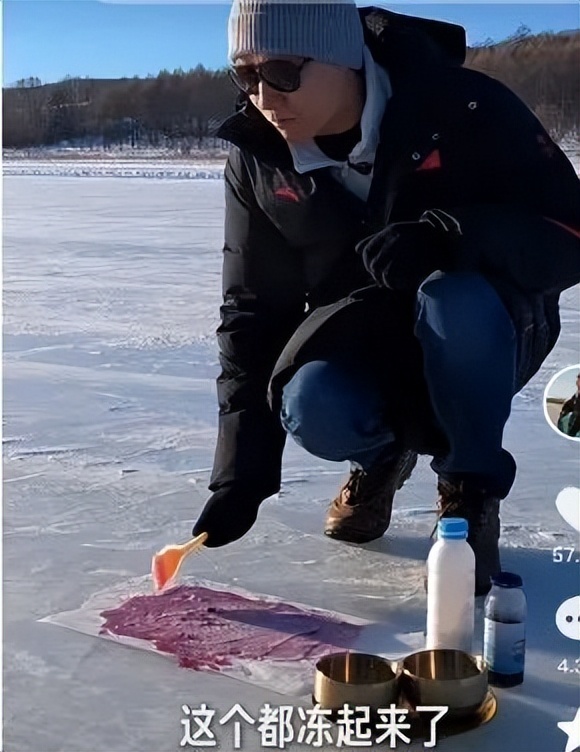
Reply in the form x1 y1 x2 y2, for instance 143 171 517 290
360 6 466 73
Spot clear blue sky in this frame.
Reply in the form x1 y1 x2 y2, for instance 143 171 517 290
3 1 579 86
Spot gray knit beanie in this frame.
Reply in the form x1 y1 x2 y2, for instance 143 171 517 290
228 0 365 70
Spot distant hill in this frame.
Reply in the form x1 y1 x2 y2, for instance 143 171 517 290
3 30 578 149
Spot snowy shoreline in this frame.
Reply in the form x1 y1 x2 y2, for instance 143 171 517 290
2 145 228 180
2 158 226 181
3 136 579 180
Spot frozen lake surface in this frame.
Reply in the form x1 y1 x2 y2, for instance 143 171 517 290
3 174 580 752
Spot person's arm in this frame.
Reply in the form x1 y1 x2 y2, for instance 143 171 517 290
193 148 305 547
359 73 580 294
559 396 576 418
443 74 580 294
444 206 580 295
359 202 580 295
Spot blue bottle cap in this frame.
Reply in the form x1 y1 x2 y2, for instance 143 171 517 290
438 517 468 539
491 572 523 588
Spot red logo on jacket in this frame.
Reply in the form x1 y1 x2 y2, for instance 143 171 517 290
417 149 442 171
274 186 301 203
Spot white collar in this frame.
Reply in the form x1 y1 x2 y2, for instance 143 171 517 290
287 46 392 175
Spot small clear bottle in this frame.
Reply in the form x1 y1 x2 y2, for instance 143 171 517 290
483 572 527 687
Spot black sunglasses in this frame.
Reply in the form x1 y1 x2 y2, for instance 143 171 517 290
228 58 312 95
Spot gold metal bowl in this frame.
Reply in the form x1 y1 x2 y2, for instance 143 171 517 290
314 652 399 711
400 649 488 717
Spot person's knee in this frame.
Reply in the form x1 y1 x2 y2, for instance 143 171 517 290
280 360 346 440
280 360 390 462
416 271 515 349
418 271 501 312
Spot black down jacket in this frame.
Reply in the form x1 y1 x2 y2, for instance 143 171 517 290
208 6 580 505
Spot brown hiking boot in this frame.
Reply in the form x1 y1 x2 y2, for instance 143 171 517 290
324 450 418 543
433 478 501 596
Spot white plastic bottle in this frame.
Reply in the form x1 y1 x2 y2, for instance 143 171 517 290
426 517 475 653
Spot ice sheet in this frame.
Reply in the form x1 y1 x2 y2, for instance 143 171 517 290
4 171 580 752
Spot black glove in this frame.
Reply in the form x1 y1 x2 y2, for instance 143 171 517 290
357 209 462 291
192 488 263 548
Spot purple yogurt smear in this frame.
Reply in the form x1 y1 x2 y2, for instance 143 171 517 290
100 585 362 671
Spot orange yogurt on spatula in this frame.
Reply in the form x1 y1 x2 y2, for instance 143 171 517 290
151 532 208 591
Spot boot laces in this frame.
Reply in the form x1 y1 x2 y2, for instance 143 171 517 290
343 467 388 508
343 451 416 508
343 468 365 505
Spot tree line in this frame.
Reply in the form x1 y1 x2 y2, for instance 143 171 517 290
465 28 579 141
3 65 235 151
3 28 579 150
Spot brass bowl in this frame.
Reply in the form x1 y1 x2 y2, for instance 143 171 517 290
314 652 399 711
400 649 488 717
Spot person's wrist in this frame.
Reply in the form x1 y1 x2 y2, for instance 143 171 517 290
419 209 462 270
192 486 265 547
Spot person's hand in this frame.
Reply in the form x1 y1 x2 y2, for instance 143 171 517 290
192 488 262 548
357 209 462 291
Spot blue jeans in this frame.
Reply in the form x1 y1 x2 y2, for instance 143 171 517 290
280 272 520 499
